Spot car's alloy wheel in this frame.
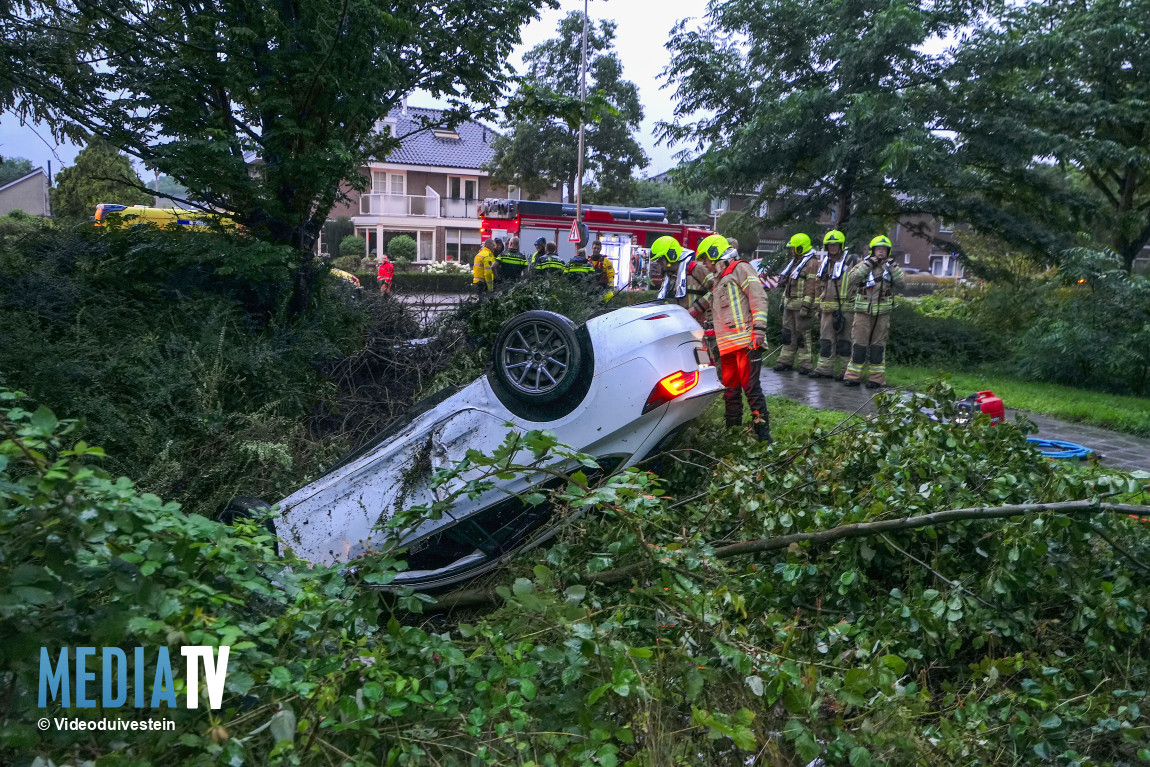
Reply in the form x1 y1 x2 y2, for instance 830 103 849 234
502 321 572 394
491 311 583 406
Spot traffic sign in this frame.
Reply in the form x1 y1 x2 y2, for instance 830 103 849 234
568 220 589 248
568 219 581 242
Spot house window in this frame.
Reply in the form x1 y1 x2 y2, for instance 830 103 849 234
711 197 729 213
758 201 769 218
829 204 838 223
448 176 478 200
508 185 522 201
938 220 953 233
904 253 911 265
375 117 397 135
432 128 460 140
372 171 406 195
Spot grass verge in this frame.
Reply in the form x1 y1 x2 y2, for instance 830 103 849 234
887 365 1150 437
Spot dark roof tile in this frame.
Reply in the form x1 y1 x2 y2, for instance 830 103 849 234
376 106 498 170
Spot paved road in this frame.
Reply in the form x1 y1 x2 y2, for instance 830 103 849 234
394 292 468 326
760 369 1150 472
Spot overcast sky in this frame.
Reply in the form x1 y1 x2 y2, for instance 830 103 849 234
0 0 707 177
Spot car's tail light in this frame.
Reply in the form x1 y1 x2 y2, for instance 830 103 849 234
643 370 699 413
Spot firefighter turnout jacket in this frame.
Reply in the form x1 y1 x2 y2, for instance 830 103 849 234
711 259 769 355
779 252 820 310
816 253 857 312
849 258 905 315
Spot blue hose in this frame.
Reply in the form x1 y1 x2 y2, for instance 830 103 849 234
1027 437 1094 459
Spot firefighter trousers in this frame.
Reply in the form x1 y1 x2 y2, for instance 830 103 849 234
720 347 769 431
778 305 813 372
814 308 853 376
843 312 890 385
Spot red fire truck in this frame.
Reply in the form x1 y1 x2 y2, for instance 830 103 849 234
478 199 713 289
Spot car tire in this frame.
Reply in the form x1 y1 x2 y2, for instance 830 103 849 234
491 311 583 405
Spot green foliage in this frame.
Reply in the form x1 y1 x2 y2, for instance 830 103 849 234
1015 249 1150 396
50 140 154 222
6 384 1149 765
887 366 1150 438
937 0 1150 272
385 271 473 294
659 0 957 237
716 210 760 254
330 254 361 271
0 225 369 515
338 234 367 259
387 234 417 263
488 12 648 201
887 298 1006 367
0 155 33 186
2 0 552 317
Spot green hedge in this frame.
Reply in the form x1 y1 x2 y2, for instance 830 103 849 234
355 271 474 293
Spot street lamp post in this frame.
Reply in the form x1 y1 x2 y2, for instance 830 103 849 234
574 0 589 236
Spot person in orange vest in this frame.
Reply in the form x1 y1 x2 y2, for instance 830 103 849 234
707 236 772 443
376 254 394 293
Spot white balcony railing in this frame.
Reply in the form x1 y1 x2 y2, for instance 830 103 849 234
441 198 480 219
359 189 482 219
360 193 435 216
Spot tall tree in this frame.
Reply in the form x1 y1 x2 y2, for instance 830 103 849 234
488 12 648 202
50 141 154 222
0 155 34 186
924 0 1150 272
1 0 549 312
659 0 974 241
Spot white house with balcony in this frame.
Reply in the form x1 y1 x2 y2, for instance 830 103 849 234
322 104 560 264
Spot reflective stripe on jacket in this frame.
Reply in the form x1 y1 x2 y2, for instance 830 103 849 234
712 260 769 355
472 248 495 285
849 260 904 315
815 256 856 311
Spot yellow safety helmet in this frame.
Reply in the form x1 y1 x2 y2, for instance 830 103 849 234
823 230 846 247
869 235 893 252
787 233 813 255
697 234 731 261
650 235 683 263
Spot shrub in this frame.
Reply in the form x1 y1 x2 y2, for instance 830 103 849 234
6 386 1149 765
887 298 1007 366
338 234 366 258
0 225 374 515
387 234 417 263
1015 248 1150 395
330 253 361 271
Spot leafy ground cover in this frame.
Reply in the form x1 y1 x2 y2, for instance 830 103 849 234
5 381 1148 766
888 366 1150 437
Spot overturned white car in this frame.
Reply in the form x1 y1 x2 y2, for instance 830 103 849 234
257 303 722 590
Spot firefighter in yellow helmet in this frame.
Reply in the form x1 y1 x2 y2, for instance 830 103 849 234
843 235 905 388
472 238 496 294
650 235 696 308
774 233 819 373
810 230 857 380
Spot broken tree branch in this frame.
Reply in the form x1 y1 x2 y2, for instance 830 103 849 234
430 501 1150 610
